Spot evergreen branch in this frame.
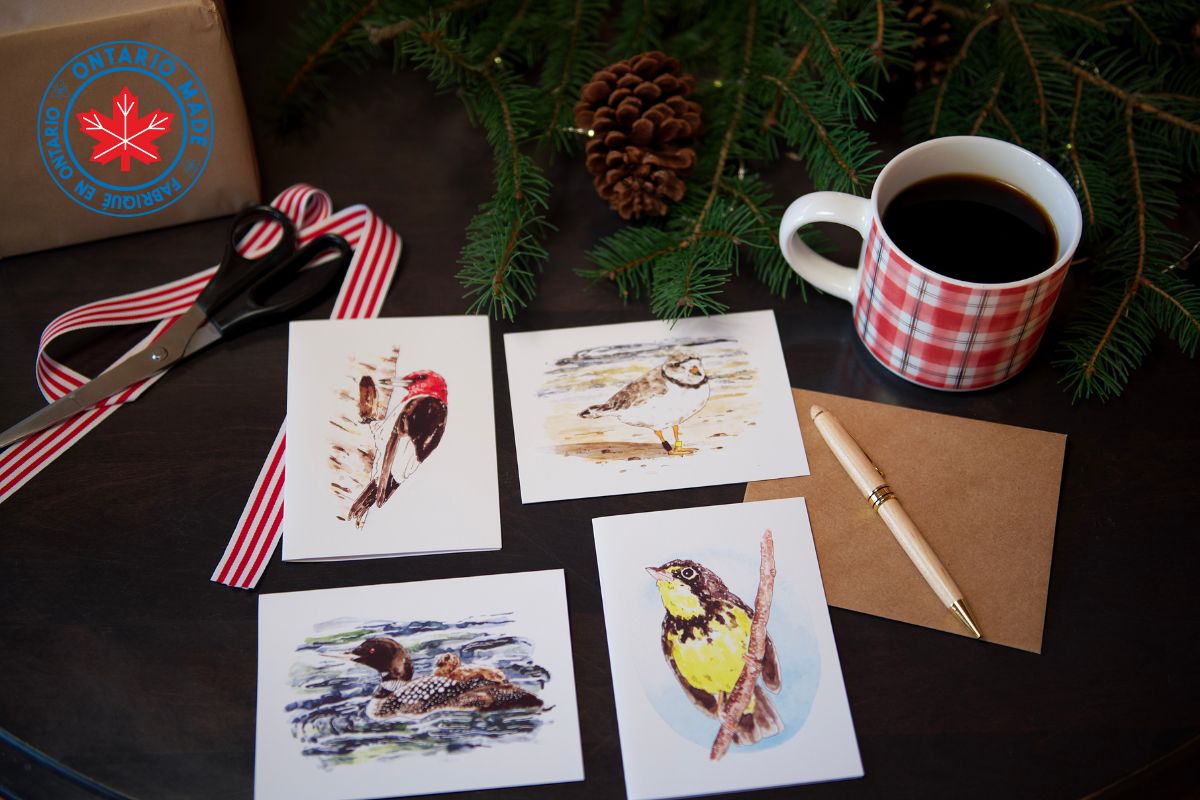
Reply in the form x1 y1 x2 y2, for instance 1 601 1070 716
629 0 652 46
1067 75 1096 225
277 0 1196 398
992 106 1023 144
541 0 586 141
1165 240 1200 272
664 0 758 316
718 179 778 247
693 0 757 238
970 70 1006 135
871 0 886 60
492 217 522 299
1123 5 1159 45
762 45 811 130
367 0 490 44
280 0 379 103
719 176 809 300
1142 93 1200 106
930 12 999 134
601 231 747 279
933 3 975 20
611 0 665 55
786 46 812 77
1027 2 1107 31
796 2 856 92
481 0 531 67
1140 277 1200 338
1082 278 1138 382
763 74 862 189
661 0 774 319
419 28 478 72
482 67 525 197
1006 14 1046 134
1083 104 1145 380
604 244 683 279
1084 0 1131 13
459 193 550 319
1053 57 1200 135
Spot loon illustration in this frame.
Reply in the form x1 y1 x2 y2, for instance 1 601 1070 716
335 637 543 720
434 652 509 684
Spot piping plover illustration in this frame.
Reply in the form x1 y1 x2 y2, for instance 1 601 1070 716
579 353 710 455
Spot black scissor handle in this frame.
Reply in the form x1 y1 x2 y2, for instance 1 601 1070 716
205 233 354 340
193 205 298 318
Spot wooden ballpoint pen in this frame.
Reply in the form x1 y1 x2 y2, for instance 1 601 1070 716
810 405 982 639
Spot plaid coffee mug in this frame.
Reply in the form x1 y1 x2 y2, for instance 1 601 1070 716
780 136 1083 391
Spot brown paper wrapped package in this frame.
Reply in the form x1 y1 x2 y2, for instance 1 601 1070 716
744 389 1065 653
0 0 259 257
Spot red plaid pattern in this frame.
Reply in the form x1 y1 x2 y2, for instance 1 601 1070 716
853 218 1066 390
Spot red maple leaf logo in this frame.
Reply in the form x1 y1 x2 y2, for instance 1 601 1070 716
76 87 174 172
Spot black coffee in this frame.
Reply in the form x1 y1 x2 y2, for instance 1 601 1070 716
881 174 1057 284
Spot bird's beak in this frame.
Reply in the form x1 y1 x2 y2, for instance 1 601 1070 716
397 378 412 389
689 366 701 376
323 650 359 662
645 567 670 582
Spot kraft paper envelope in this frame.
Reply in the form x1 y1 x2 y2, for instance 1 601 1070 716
744 389 1065 653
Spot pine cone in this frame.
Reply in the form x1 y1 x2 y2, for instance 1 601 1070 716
574 51 702 220
895 0 952 90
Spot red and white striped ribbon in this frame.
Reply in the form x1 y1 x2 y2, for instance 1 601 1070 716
0 184 401 591
212 190 401 589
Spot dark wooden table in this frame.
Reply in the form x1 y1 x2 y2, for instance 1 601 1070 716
2 3 1198 799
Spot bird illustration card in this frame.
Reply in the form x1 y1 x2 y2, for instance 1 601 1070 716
593 498 863 799
503 310 808 503
254 569 584 800
282 317 501 561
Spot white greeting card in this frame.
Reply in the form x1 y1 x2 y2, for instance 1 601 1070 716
255 569 584 800
503 310 808 503
283 317 500 561
593 498 862 800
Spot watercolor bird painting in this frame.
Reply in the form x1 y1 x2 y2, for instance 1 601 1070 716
332 636 543 720
434 652 509 684
647 559 783 745
580 353 710 455
347 369 448 526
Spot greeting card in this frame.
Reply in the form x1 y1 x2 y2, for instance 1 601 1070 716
255 570 583 799
593 498 862 799
504 310 808 503
283 317 500 561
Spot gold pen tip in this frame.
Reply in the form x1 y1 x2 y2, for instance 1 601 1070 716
950 600 983 639
810 405 826 421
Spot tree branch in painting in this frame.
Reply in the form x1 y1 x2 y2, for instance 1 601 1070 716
711 528 776 761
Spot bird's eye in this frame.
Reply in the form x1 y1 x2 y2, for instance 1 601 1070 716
368 647 376 655
680 567 697 580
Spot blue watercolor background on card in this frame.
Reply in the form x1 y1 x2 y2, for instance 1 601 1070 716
636 546 821 753
285 614 552 768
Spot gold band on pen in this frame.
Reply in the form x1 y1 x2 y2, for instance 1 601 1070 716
867 484 896 510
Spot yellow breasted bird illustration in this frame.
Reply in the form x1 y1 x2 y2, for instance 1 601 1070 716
647 559 783 745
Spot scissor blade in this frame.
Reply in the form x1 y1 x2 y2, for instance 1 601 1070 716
0 307 207 450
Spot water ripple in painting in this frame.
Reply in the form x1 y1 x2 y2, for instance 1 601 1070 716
286 613 551 768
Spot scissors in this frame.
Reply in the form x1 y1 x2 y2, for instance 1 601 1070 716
0 205 353 450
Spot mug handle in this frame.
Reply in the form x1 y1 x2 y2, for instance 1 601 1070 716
778 192 871 302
